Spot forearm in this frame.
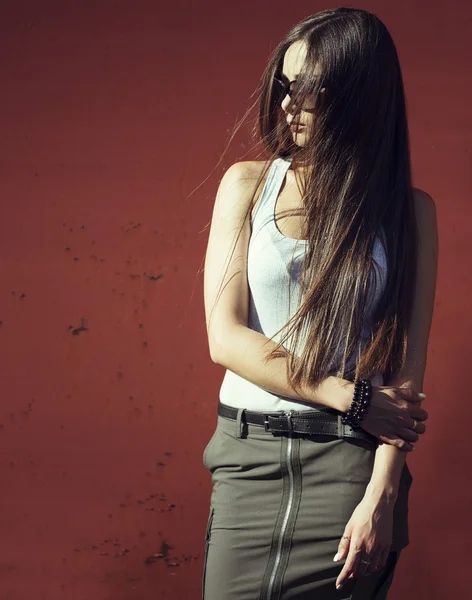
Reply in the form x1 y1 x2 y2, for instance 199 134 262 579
211 324 353 413
364 443 406 507
364 373 425 507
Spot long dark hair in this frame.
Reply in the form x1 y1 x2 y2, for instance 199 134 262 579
206 7 418 391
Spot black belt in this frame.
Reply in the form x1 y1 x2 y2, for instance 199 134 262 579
218 401 378 446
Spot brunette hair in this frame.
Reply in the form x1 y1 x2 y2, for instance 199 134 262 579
206 7 418 391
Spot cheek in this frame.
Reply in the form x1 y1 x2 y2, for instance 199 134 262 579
298 120 314 147
305 116 315 130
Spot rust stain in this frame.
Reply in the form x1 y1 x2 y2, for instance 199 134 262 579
69 318 88 336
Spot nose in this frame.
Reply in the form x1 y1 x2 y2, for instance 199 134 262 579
281 93 298 115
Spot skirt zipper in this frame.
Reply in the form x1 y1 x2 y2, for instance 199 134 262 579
266 410 295 599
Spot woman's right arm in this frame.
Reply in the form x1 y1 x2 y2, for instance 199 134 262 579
203 161 426 447
204 160 357 413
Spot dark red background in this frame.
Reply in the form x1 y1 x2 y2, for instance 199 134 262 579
0 1 468 598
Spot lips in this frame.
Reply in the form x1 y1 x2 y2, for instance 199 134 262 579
289 123 305 131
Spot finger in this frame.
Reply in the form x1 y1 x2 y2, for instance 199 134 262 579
409 417 426 434
336 547 361 589
397 426 419 443
333 534 351 562
365 547 383 575
376 546 390 572
411 407 429 422
356 556 371 578
397 388 427 403
379 435 415 452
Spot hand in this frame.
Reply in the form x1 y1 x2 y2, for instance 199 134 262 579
360 386 428 452
333 496 394 590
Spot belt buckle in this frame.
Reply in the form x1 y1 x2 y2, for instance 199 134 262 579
337 415 346 439
263 412 284 432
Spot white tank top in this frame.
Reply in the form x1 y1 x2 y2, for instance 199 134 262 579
218 157 388 412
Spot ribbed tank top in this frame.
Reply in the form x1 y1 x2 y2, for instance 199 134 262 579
218 156 388 412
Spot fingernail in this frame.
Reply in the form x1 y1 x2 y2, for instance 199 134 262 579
333 553 340 561
336 583 344 589
418 393 426 398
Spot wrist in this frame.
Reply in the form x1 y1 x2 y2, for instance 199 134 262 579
338 379 355 413
308 376 355 413
341 378 373 427
364 480 399 508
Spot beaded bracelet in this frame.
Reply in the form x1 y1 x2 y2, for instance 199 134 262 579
341 378 372 428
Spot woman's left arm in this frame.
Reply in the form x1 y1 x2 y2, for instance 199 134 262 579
366 188 438 501
334 189 439 589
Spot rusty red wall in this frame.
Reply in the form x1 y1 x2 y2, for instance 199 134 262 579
0 1 468 598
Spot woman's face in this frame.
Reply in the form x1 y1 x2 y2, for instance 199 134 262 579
280 40 322 147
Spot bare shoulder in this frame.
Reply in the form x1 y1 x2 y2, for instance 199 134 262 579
412 187 438 255
218 160 271 211
413 187 436 210
223 160 269 178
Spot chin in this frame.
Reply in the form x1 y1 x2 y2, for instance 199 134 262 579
292 131 307 147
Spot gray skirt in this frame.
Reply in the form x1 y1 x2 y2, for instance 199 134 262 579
202 404 413 600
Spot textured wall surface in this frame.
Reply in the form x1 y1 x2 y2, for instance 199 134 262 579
0 1 468 598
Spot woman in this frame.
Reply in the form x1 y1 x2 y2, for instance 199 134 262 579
202 7 438 600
